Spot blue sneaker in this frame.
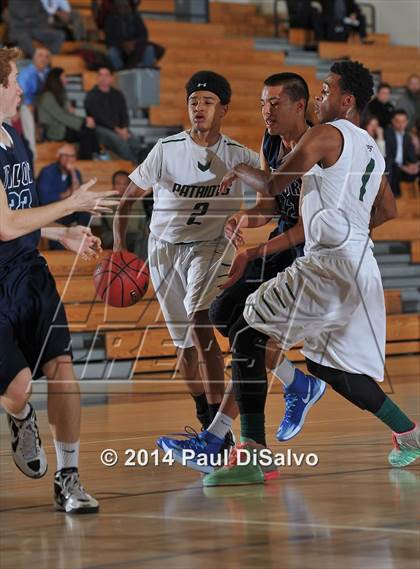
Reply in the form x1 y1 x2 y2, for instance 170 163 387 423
158 428 226 474
276 370 326 441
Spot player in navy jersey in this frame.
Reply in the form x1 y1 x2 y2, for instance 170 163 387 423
158 74 326 476
0 48 117 513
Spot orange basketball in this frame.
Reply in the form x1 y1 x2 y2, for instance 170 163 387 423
93 251 149 307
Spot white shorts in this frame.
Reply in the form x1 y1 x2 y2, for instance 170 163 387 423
244 251 386 381
148 234 235 348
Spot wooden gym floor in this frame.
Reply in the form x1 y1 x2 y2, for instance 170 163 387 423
0 372 419 569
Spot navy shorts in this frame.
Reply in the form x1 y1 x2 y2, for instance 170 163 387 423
0 252 73 395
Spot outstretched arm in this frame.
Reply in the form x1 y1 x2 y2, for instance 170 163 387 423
0 179 117 242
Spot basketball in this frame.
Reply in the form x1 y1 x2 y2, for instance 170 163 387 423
93 251 149 307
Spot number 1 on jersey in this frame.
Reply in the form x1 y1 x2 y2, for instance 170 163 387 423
359 158 375 202
186 202 210 225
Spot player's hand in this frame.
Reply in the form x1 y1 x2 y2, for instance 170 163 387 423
61 226 103 260
224 214 245 249
70 178 119 215
220 169 238 195
219 251 249 289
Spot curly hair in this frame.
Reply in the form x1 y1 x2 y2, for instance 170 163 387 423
330 60 374 113
0 47 22 88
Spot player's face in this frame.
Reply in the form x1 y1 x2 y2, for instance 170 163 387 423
315 74 346 123
0 62 23 119
260 85 303 135
188 91 227 133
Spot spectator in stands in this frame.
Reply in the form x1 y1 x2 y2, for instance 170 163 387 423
367 83 394 130
37 67 100 159
104 0 165 70
385 109 419 197
37 143 91 248
84 66 143 163
396 74 420 130
100 169 149 257
410 117 420 160
8 0 64 57
40 0 86 41
362 115 385 156
322 0 367 42
286 0 325 43
18 47 51 159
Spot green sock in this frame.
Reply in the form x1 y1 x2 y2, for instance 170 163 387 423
375 397 415 434
240 413 266 446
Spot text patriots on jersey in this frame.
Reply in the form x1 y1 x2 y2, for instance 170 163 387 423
172 182 231 198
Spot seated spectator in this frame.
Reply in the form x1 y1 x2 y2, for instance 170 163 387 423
396 74 420 130
8 0 64 57
362 115 386 156
37 143 91 248
410 117 420 160
104 0 165 70
100 170 149 258
286 0 325 43
367 83 394 130
18 46 51 158
385 109 419 197
322 0 367 42
40 0 86 41
37 67 100 159
84 66 143 163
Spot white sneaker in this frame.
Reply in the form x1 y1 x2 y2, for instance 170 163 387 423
54 468 99 514
388 423 420 468
7 404 48 478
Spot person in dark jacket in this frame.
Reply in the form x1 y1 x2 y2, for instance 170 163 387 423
104 0 164 70
367 83 394 130
322 0 367 41
385 109 419 196
84 66 143 162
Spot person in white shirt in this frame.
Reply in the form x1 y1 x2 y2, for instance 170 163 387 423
113 71 260 440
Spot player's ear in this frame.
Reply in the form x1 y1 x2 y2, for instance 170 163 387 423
220 104 229 118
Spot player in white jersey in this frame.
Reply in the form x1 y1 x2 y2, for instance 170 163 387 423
202 60 419 486
113 71 260 435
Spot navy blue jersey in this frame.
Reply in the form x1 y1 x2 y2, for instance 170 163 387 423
262 130 301 235
0 124 40 266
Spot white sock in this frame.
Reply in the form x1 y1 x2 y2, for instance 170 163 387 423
11 403 31 421
207 412 233 440
54 440 80 471
272 358 296 387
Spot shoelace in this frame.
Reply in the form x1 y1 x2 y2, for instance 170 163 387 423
283 393 299 423
164 426 206 450
60 471 88 500
20 420 41 461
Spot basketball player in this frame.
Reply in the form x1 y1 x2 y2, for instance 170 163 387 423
113 71 260 436
158 73 327 475
0 47 117 511
203 60 419 485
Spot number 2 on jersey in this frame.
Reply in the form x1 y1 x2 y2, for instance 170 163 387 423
359 158 375 202
186 202 209 225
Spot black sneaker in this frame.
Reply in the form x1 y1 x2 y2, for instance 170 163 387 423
54 468 99 514
7 403 48 478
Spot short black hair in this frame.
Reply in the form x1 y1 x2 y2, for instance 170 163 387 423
112 170 130 184
377 82 391 92
264 72 309 111
330 60 374 113
392 109 408 119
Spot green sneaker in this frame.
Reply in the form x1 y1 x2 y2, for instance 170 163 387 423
388 423 420 468
202 442 266 487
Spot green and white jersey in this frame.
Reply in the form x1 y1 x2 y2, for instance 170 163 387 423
129 130 260 244
301 119 386 257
